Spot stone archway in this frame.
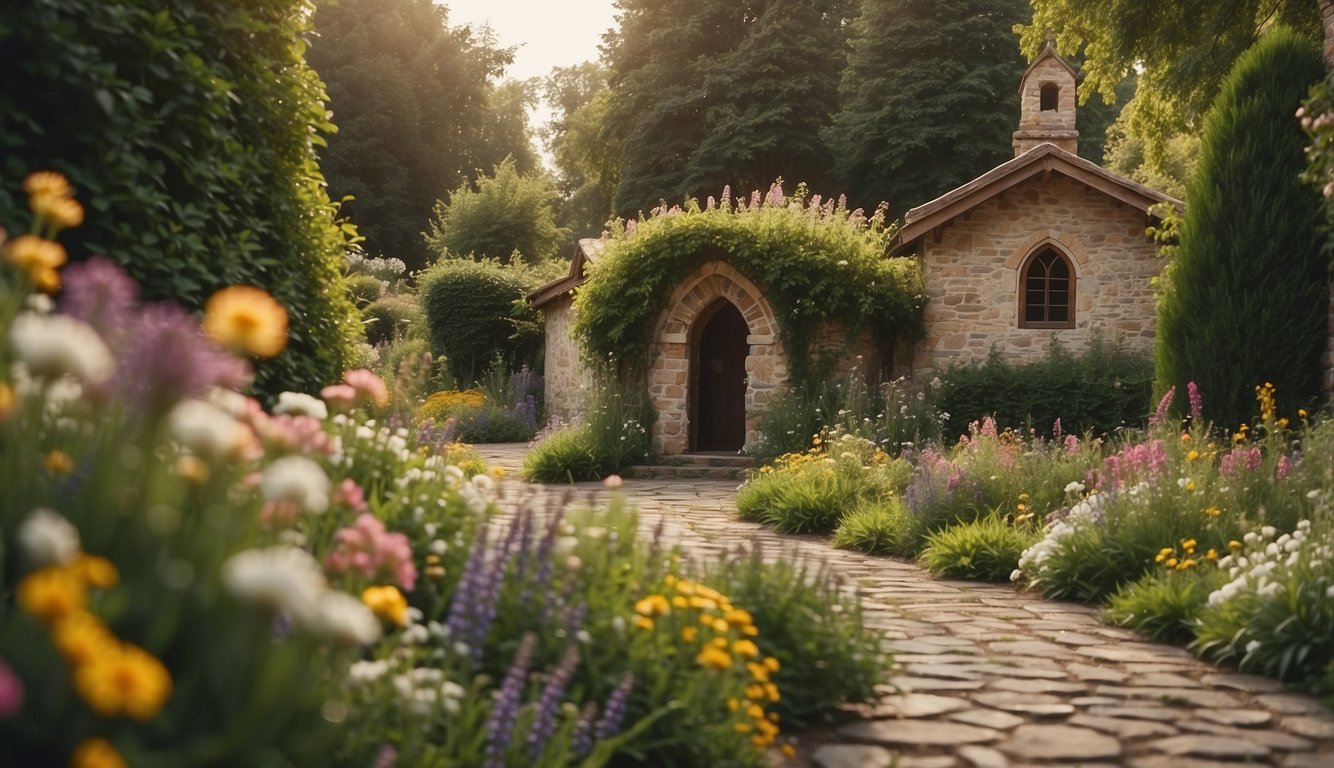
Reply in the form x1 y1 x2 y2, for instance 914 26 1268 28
646 261 786 456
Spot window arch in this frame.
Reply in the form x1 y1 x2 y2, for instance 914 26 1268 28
1019 246 1074 328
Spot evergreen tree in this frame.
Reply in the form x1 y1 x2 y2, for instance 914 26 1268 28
309 0 535 269
1155 27 1326 426
826 0 1030 214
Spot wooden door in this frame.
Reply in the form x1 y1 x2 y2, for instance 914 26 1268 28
692 301 749 451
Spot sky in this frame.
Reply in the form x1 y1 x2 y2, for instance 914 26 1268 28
441 0 618 83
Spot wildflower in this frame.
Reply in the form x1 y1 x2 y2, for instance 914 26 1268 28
202 285 288 358
634 594 670 617
9 313 114 385
326 514 417 591
1203 506 1222 518
274 391 328 420
25 171 84 230
4 234 66 288
222 546 326 622
70 737 127 768
315 590 382 646
1228 540 1242 551
43 450 73 474
733 639 760 657
781 743 797 758
362 585 409 626
320 383 359 411
24 170 73 201
342 368 390 408
0 381 14 422
681 626 698 643
52 611 117 666
18 508 81 567
74 642 172 720
68 554 118 590
603 474 624 490
169 399 254 463
261 455 331 513
696 646 732 670
1186 450 1200 462
0 657 23 719
17 566 86 624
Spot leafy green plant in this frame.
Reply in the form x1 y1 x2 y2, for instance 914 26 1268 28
418 258 542 385
1105 568 1227 644
572 183 924 389
737 433 899 534
424 156 568 265
0 0 362 400
522 372 647 482
831 498 916 556
920 514 1041 582
361 294 422 346
345 273 387 307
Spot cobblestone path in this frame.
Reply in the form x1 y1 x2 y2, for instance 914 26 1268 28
477 444 1334 767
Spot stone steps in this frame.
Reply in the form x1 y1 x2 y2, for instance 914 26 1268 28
624 452 753 481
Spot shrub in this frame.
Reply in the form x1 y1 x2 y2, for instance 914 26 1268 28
345 273 386 307
702 546 889 728
522 373 647 482
419 389 487 423
1105 568 1227 645
0 0 361 399
423 156 568 265
361 294 422 346
1155 27 1326 427
921 514 1042 582
418 258 541 385
936 340 1153 440
831 498 916 556
522 425 599 483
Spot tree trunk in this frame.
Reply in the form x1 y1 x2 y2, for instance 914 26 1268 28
1321 0 1334 70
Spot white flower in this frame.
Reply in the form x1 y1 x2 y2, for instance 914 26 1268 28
274 391 328 420
170 399 252 462
1064 481 1085 495
9 313 114 385
1325 584 1334 599
1261 526 1277 539
602 474 624 490
222 546 326 622
314 590 382 646
348 659 392 686
261 455 331 513
18 508 81 566
1245 640 1262 655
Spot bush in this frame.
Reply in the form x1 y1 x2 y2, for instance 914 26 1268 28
1105 568 1227 645
522 374 647 482
702 546 889 727
831 498 916 556
345 273 386 307
423 156 568 265
361 294 422 346
0 0 361 399
418 258 541 385
920 514 1041 582
937 340 1153 440
1155 28 1326 427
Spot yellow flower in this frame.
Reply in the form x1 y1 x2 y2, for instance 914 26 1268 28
1177 558 1197 570
1181 538 1197 552
733 639 760 658
74 642 173 720
0 381 15 422
633 615 654 631
174 454 211 484
733 722 752 733
763 656 781 673
747 703 766 720
52 611 117 667
17 566 86 625
44 450 74 474
1184 481 1196 492
1228 540 1242 551
1165 557 1178 568
681 626 698 643
671 595 688 609
36 196 84 230
727 697 739 712
763 682 780 702
361 585 408 626
1205 548 1219 561
70 737 128 768
69 554 119 589
202 285 289 358
696 646 732 670
709 636 729 649
24 170 73 200
724 608 754 628
745 683 766 700
635 594 670 617
4 235 67 284
780 743 796 758
1299 409 1308 419
747 661 771 682
688 595 718 610
1186 450 1200 462
1203 506 1222 518
710 618 729 633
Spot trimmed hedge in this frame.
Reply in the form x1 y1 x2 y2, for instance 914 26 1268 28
0 0 361 398
418 259 541 385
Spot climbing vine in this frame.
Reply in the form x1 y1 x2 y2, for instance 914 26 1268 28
571 183 925 389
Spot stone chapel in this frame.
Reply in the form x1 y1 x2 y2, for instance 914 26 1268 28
530 39 1181 457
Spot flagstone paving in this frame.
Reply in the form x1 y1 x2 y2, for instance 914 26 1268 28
477 444 1334 767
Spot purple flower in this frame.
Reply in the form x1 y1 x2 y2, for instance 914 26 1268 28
486 633 537 768
765 181 784 207
570 702 599 758
116 303 251 411
60 257 138 342
595 672 635 740
527 645 581 759
1151 386 1175 427
0 657 22 718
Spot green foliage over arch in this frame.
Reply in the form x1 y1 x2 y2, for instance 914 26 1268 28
572 184 925 387
0 0 361 399
1155 27 1326 426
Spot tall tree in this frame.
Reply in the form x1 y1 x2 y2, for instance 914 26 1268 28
309 0 535 269
1155 27 1326 425
684 0 853 195
826 0 1030 214
542 63 621 244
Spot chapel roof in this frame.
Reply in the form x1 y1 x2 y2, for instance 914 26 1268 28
888 142 1183 255
527 237 606 308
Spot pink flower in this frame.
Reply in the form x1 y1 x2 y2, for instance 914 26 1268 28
0 658 24 719
1063 434 1080 454
1052 418 1063 439
325 513 416 591
332 478 369 514
342 369 389 408
1276 455 1291 481
1186 381 1203 423
1151 387 1175 427
321 383 358 411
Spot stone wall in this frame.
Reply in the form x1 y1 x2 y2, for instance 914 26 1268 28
1013 55 1078 156
911 173 1160 372
540 294 588 421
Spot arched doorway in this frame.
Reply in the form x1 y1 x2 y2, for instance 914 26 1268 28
690 300 749 452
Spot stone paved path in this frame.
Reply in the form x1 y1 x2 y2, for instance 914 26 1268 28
477 444 1334 767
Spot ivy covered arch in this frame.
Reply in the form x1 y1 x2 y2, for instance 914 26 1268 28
571 184 926 390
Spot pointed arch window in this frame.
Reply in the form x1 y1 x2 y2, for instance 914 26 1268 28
1019 246 1074 328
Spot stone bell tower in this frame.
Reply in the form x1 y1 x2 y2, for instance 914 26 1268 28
1012 32 1079 157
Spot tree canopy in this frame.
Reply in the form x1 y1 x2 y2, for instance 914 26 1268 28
309 0 537 269
423 156 568 265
